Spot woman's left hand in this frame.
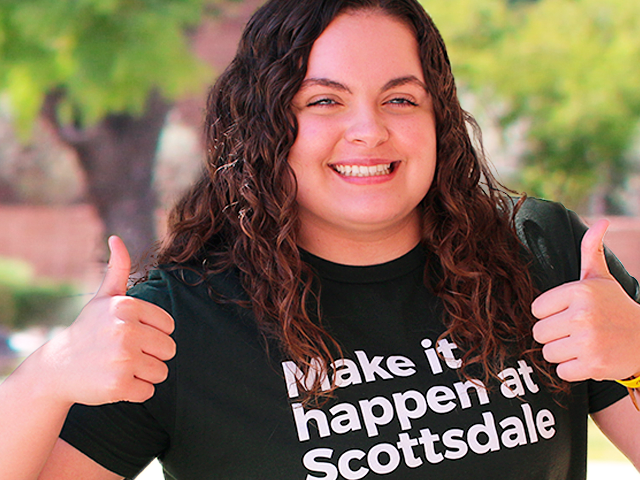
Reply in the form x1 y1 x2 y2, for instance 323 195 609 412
532 219 640 382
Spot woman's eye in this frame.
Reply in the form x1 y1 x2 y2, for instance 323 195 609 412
307 98 337 107
387 97 418 106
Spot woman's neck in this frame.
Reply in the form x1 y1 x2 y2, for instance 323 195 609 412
296 211 422 266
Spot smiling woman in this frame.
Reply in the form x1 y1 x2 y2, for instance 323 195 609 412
2 0 640 479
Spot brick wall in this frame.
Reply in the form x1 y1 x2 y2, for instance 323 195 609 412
0 205 105 290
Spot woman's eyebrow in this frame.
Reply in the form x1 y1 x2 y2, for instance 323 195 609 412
382 75 428 92
298 75 426 93
299 78 352 93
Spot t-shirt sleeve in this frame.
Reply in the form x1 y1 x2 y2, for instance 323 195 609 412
59 271 176 478
60 401 170 478
588 379 628 414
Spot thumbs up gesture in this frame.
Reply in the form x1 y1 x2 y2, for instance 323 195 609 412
532 219 640 382
38 236 176 407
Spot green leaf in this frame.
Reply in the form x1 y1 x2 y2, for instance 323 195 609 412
0 0 213 133
422 0 640 210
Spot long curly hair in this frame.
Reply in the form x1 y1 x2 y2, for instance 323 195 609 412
158 0 559 400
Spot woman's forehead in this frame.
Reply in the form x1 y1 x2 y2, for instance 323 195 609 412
304 11 423 84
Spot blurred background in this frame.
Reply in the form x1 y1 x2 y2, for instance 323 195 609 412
0 0 639 478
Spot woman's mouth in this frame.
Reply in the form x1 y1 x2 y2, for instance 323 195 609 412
331 162 397 177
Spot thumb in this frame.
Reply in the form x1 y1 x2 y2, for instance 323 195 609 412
580 218 611 281
97 236 132 297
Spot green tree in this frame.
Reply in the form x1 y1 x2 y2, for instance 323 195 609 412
424 0 640 212
0 0 231 262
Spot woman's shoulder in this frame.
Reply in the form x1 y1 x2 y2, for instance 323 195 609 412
513 197 585 290
514 197 639 300
127 264 246 318
512 196 578 230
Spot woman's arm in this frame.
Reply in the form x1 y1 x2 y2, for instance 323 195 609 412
0 357 122 480
591 395 640 470
0 237 175 479
39 439 123 480
0 349 76 479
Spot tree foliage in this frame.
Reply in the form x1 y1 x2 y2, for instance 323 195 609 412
0 0 235 263
0 0 212 136
424 0 640 211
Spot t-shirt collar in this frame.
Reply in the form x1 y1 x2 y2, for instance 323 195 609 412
300 244 426 284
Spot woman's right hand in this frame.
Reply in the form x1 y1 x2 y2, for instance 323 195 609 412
37 235 176 407
0 236 175 480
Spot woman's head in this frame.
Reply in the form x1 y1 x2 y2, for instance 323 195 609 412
204 0 474 249
287 10 438 263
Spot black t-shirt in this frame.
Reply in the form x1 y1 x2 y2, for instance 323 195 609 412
60 198 634 479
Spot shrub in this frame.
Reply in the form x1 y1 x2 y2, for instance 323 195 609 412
0 257 80 330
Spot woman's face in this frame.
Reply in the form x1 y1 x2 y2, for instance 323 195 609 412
289 10 437 264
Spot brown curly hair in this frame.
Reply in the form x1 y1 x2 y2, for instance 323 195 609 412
157 0 559 400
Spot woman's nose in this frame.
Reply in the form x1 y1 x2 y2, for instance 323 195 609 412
344 106 389 147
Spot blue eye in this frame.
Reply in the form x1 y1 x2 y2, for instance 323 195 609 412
387 97 418 106
308 98 337 107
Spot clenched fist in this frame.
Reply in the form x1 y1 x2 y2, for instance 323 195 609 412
532 219 640 382
41 236 176 406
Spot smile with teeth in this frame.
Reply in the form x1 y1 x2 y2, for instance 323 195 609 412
332 162 395 177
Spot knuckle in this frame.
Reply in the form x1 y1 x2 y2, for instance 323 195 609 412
101 354 135 391
586 365 603 381
588 355 607 380
103 373 128 399
106 319 134 346
111 296 138 317
574 283 597 303
571 305 595 327
578 344 606 380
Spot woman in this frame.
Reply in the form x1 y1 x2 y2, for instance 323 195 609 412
2 0 640 478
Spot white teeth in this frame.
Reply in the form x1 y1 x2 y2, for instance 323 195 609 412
333 163 392 177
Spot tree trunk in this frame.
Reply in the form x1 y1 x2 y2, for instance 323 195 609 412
43 90 171 268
